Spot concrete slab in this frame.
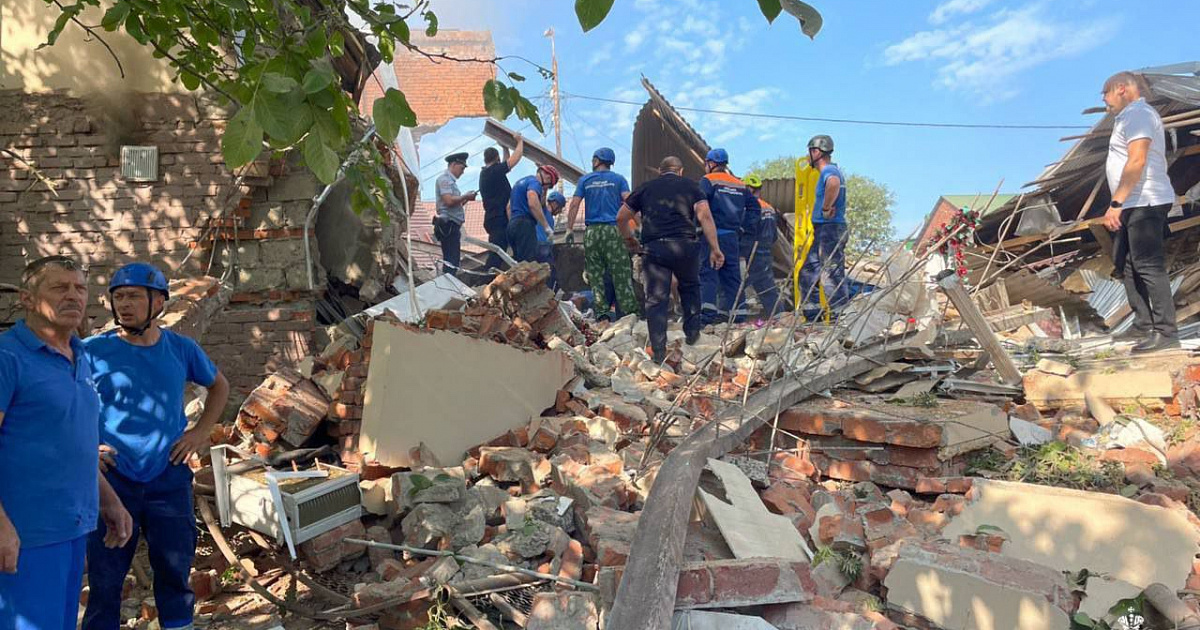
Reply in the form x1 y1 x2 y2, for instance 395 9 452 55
367 274 475 323
1023 368 1172 409
885 540 1073 630
697 458 812 561
936 405 1009 460
942 479 1200 619
672 611 779 630
359 322 573 467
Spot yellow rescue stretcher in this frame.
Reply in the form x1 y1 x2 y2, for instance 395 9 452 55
792 157 830 321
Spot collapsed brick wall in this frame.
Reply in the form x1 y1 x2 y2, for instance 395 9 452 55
0 89 318 395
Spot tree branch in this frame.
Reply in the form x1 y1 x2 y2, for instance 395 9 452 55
52 0 125 78
2 149 60 197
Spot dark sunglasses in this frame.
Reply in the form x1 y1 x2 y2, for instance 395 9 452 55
21 255 85 286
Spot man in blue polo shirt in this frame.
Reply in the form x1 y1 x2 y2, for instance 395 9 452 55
798 135 851 309
566 148 638 321
699 148 759 325
82 263 230 630
0 255 131 630
507 164 559 263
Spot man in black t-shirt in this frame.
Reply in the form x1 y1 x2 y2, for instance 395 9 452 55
478 134 524 270
617 156 724 361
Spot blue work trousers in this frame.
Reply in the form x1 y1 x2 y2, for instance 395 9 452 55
699 231 743 324
83 464 196 630
0 535 87 630
740 217 780 317
537 242 558 291
799 222 851 309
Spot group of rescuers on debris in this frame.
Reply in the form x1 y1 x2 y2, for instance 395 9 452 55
434 134 852 361
0 72 1179 630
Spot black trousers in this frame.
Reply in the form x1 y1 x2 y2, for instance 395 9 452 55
1113 204 1177 337
507 215 540 263
643 238 701 357
433 217 462 277
484 215 509 271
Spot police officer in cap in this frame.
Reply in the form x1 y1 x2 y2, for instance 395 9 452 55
434 152 477 277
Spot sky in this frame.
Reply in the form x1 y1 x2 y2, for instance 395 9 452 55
413 0 1199 236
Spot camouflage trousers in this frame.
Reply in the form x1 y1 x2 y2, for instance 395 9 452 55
585 223 639 318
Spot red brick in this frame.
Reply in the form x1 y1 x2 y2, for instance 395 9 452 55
710 561 782 602
1098 448 1160 466
932 494 967 516
189 569 220 602
760 482 814 516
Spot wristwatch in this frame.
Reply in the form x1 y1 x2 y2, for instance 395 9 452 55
1110 200 1123 209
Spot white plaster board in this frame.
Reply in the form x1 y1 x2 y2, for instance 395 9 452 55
370 274 475 323
359 322 574 467
942 479 1200 619
885 554 1070 630
672 610 779 629
697 458 811 561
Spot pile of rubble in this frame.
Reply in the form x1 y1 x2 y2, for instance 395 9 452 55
177 254 1200 630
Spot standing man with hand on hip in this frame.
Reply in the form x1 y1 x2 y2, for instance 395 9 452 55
567 148 638 321
434 152 477 277
0 255 132 630
479 135 524 272
798 135 851 311
618 157 724 362
82 262 230 630
1102 72 1179 353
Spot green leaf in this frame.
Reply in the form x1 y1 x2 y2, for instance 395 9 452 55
780 0 823 39
409 474 433 492
378 33 395 61
302 133 340 184
757 0 783 22
254 91 311 145
180 71 202 91
302 63 335 94
393 19 410 45
101 2 130 31
40 5 79 49
1120 483 1139 497
514 94 544 134
329 31 345 57
304 29 327 58
508 72 526 82
423 11 438 37
124 14 148 44
482 79 514 120
221 106 264 169
434 473 453 482
574 0 614 32
974 524 1009 539
261 72 299 93
373 88 416 142
1072 613 1096 628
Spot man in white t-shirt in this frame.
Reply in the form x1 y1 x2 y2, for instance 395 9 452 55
1102 71 1178 352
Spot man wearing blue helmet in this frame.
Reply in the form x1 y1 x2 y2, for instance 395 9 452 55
566 147 638 321
539 191 567 290
699 148 759 324
81 262 230 630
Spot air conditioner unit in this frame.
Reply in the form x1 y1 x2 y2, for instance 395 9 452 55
212 447 362 546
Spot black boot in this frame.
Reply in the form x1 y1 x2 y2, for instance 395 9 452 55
1132 332 1181 353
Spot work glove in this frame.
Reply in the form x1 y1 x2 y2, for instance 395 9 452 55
565 232 576 245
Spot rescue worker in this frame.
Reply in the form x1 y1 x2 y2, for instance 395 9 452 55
434 152 477 277
539 191 567 291
798 135 851 309
617 156 724 361
82 262 230 630
566 148 638 321
742 174 782 317
0 256 132 630
698 148 758 324
478 134 524 271
507 164 559 263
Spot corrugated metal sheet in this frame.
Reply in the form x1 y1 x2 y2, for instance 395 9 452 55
631 77 711 188
999 268 1094 314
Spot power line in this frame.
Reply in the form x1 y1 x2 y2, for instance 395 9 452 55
561 91 1092 131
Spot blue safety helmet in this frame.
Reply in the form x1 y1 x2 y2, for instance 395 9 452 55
110 262 169 298
706 148 729 164
593 147 616 165
547 191 567 206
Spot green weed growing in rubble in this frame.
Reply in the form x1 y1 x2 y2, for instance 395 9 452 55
1006 443 1124 491
416 587 467 630
1094 348 1117 360
897 391 939 408
813 546 863 582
